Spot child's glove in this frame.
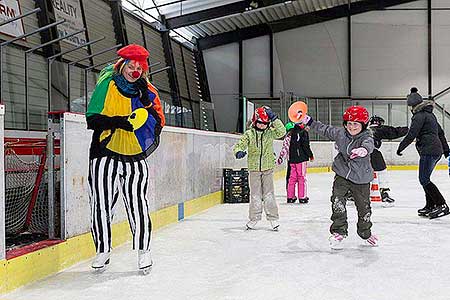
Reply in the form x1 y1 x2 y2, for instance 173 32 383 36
264 106 277 121
301 114 313 126
235 151 247 159
277 157 283 165
350 147 368 159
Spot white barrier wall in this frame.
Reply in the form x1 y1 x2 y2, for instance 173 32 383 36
0 105 5 260
61 113 283 239
60 112 446 239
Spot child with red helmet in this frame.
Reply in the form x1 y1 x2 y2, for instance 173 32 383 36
301 106 378 249
234 106 286 231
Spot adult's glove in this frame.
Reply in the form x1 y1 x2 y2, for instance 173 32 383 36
235 151 247 159
112 116 134 132
309 156 314 162
396 149 403 156
135 78 151 107
444 150 449 158
350 147 368 159
264 107 277 121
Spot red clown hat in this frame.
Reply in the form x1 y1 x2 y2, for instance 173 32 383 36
117 44 149 71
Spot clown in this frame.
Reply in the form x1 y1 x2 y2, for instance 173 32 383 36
86 44 165 274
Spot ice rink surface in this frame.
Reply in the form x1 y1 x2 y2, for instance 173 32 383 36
5 170 450 300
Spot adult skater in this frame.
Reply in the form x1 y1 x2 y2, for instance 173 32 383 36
397 87 449 219
86 44 165 273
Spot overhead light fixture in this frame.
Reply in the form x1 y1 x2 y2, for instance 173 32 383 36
284 1 293 4
249 1 259 9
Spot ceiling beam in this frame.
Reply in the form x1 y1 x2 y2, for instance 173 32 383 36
166 0 287 29
197 0 417 50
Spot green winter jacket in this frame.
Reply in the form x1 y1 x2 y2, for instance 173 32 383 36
234 119 285 171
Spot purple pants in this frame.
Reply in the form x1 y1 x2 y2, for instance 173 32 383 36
287 162 307 199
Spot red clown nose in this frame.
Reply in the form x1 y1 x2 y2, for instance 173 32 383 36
132 71 141 79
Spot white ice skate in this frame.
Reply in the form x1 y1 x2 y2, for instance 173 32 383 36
138 250 153 275
246 220 258 230
364 235 379 247
92 252 111 271
329 233 346 250
270 220 280 231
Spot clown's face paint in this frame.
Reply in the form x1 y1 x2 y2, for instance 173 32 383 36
122 60 143 83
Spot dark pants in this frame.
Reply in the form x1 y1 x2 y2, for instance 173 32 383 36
330 176 372 239
419 155 446 207
418 155 441 186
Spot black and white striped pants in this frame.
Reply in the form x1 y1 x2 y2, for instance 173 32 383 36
88 156 152 253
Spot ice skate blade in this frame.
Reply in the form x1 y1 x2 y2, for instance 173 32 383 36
428 210 450 219
92 265 108 273
330 246 344 250
140 265 153 275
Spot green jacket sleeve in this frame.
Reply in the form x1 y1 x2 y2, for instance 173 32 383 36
233 130 250 154
268 119 286 140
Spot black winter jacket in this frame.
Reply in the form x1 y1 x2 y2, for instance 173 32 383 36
370 125 409 171
288 127 314 163
397 103 449 157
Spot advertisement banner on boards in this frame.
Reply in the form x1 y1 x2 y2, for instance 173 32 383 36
0 0 25 38
52 0 87 46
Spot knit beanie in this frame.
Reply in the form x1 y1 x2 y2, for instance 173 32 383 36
407 87 423 107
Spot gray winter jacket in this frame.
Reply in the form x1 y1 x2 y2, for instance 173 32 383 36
309 120 375 184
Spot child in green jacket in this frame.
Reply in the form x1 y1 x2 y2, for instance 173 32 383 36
234 106 285 230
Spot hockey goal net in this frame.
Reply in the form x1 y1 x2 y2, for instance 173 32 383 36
4 138 60 239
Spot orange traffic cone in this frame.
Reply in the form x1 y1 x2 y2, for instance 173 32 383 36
370 172 382 202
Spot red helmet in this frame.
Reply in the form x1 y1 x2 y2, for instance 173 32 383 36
343 106 369 124
252 107 270 125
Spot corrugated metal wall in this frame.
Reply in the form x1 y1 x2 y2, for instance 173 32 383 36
82 0 117 66
0 0 208 131
123 12 144 45
143 26 170 93
173 42 189 99
183 48 201 102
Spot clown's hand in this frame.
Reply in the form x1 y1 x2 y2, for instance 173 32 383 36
350 147 368 159
112 116 134 132
136 78 151 107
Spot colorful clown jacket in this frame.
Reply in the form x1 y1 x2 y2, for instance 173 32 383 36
86 65 165 161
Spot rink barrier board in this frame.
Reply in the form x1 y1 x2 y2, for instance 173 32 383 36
0 165 443 294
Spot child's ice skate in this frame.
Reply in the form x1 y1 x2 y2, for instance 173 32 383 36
92 252 111 271
138 250 153 275
287 197 297 203
298 197 309 204
380 188 395 207
329 233 346 250
270 220 279 231
364 235 379 247
246 220 258 230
